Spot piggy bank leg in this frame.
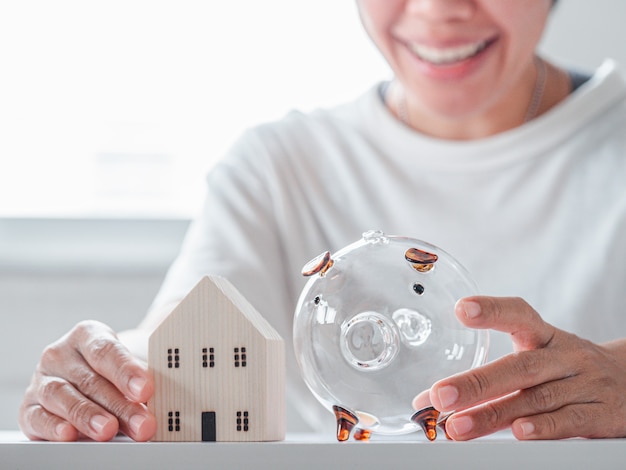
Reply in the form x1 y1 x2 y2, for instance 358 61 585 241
332 405 359 441
437 412 453 440
410 406 440 441
353 428 371 441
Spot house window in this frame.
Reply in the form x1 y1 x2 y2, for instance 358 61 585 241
202 347 215 368
167 348 180 368
168 411 181 432
234 347 247 368
236 411 249 432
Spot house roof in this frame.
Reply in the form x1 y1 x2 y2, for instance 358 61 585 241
152 275 283 341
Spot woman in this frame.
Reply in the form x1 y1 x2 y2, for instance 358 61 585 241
20 0 626 441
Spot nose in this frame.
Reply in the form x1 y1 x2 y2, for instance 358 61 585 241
405 0 476 22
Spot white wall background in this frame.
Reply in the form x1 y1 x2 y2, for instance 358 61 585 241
1 0 625 431
541 0 626 69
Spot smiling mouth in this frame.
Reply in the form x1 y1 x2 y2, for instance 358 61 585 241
407 38 495 65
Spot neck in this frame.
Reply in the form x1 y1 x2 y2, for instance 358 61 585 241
388 57 571 140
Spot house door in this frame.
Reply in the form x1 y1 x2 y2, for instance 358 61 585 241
201 411 216 442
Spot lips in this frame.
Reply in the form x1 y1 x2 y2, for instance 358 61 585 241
405 38 496 66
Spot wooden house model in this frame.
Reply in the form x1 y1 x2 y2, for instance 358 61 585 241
148 275 285 441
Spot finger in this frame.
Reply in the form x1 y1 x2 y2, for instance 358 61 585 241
430 347 571 412
442 375 587 440
19 401 78 442
412 389 432 410
512 403 613 440
33 321 155 442
34 375 119 441
455 297 556 352
40 361 156 442
36 351 117 442
440 392 517 440
69 321 154 403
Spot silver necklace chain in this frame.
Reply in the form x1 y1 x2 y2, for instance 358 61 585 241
397 86 409 126
524 57 548 122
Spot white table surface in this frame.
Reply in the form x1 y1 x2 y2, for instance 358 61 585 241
1 430 625 470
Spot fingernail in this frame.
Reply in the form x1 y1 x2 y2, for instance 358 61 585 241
519 421 535 437
129 377 146 398
450 416 473 436
437 385 459 409
129 414 146 435
90 414 110 434
462 300 481 319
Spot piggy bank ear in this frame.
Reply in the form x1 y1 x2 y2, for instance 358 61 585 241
301 251 334 277
405 248 438 272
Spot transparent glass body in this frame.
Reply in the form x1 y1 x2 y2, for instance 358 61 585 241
293 231 488 438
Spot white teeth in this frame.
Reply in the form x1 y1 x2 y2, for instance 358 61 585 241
408 40 488 65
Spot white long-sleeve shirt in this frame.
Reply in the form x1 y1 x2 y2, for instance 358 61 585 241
151 59 626 432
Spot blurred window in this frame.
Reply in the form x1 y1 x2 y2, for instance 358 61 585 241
0 0 389 219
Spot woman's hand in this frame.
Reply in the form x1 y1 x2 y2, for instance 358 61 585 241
19 320 156 441
428 296 626 440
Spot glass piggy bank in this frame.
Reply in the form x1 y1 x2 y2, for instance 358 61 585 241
293 231 488 441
